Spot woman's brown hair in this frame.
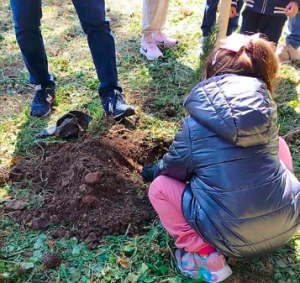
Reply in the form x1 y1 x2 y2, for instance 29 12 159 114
203 34 279 94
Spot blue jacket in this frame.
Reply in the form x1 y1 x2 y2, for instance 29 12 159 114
244 0 300 17
155 74 300 258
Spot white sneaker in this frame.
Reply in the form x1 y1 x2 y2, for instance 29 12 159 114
140 36 163 60
276 44 300 63
153 31 178 47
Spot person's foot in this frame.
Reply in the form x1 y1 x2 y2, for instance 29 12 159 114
101 89 135 120
175 249 232 283
140 36 163 60
276 44 300 63
153 31 178 47
30 81 56 117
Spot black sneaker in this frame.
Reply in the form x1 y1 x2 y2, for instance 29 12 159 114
30 81 56 117
101 90 135 120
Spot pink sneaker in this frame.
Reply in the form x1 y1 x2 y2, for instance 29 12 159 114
153 31 178 47
140 36 163 60
175 249 232 283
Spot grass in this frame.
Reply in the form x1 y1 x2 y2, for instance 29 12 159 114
1 0 300 282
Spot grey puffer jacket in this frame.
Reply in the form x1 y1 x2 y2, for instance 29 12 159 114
155 74 300 259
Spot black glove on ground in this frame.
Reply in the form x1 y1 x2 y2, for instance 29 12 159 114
141 164 157 183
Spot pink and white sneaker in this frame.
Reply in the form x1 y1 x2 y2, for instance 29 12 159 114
140 35 163 60
153 31 178 47
175 249 232 283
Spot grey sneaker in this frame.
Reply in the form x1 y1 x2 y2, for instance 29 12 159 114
276 44 300 63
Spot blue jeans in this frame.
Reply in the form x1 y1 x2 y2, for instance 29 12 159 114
286 12 300 49
201 0 244 37
10 0 121 95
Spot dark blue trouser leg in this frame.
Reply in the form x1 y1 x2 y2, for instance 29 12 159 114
201 0 219 37
10 0 50 85
240 9 260 36
227 0 244 36
201 0 243 37
72 0 121 96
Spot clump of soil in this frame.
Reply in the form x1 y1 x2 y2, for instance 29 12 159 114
8 126 171 246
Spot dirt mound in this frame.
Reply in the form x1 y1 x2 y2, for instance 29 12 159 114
8 127 171 247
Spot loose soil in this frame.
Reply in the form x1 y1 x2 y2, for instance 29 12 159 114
7 126 171 247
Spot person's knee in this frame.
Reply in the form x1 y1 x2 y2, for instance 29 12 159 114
13 13 41 31
148 175 170 201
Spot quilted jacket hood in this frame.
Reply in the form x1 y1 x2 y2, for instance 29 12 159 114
183 74 278 147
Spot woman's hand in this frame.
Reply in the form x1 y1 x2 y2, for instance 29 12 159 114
285 2 299 18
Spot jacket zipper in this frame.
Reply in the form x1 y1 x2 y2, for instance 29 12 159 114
262 0 267 13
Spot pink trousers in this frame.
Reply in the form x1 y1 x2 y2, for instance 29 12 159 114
148 137 293 252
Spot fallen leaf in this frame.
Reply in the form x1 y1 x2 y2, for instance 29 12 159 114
4 200 28 210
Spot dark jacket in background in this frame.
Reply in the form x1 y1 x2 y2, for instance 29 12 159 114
155 74 300 258
244 0 300 17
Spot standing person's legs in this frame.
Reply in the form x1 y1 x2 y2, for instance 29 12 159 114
240 9 260 36
286 12 300 49
201 0 219 37
10 0 55 117
10 0 50 85
259 15 286 44
140 0 176 60
72 0 118 94
227 0 244 36
142 0 169 38
72 0 134 119
279 137 293 171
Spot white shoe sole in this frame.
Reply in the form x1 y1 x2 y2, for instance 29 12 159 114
140 47 162 61
212 264 233 283
114 108 135 121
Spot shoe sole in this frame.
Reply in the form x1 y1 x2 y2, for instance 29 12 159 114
140 47 162 61
113 108 135 121
212 265 233 283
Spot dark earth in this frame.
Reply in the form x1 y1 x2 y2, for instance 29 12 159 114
6 126 171 248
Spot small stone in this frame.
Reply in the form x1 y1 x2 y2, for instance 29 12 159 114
61 179 69 187
79 184 87 193
85 232 98 243
50 215 59 224
40 213 48 219
25 214 33 222
84 171 102 185
31 218 51 230
4 200 28 210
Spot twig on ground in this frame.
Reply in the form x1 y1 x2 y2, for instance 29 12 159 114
125 223 131 236
283 127 300 138
35 141 45 164
25 268 36 283
111 128 132 134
